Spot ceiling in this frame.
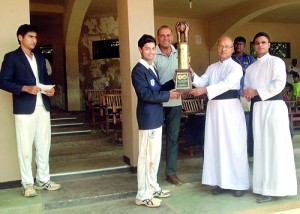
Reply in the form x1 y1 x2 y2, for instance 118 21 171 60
30 0 300 24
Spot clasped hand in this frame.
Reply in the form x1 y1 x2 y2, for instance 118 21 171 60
242 88 257 100
22 85 55 97
190 87 206 96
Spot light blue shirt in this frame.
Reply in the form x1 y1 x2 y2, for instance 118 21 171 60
231 52 255 95
153 45 182 107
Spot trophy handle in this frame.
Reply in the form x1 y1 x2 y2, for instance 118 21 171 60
175 22 182 44
184 22 189 43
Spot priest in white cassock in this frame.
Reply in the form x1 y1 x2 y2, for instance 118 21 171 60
190 36 249 197
243 32 297 203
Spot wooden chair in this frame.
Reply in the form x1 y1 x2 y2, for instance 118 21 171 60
181 93 195 100
180 99 205 156
181 99 205 118
102 94 122 134
285 98 300 129
107 88 122 94
182 94 207 109
85 89 106 129
114 110 123 144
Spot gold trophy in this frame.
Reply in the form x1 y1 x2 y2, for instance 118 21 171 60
175 21 192 92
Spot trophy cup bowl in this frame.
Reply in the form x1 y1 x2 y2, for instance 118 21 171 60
178 22 186 33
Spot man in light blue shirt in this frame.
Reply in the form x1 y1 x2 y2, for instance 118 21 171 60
153 25 182 185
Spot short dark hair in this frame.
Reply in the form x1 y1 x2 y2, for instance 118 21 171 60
234 36 246 44
293 73 299 78
253 32 270 43
157 25 172 36
138 34 156 48
16 24 38 44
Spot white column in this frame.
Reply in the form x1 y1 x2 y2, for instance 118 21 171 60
117 0 155 167
0 0 30 182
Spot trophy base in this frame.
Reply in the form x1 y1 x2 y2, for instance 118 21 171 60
175 69 192 92
176 89 192 92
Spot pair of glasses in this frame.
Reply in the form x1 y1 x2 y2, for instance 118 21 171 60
217 45 233 49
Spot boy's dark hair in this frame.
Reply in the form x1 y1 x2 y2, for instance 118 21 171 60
138 34 156 48
234 36 246 44
253 32 270 43
16 24 38 44
292 72 299 78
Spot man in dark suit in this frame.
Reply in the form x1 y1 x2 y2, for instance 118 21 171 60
131 34 181 208
0 24 61 197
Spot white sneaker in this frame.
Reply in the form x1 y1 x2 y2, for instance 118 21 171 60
135 198 161 208
23 184 37 197
153 189 171 198
35 180 61 191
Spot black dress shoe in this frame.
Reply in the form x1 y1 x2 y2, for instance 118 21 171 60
166 174 182 185
211 186 225 195
233 190 244 197
256 195 279 203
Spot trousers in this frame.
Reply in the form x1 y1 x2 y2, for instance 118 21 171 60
15 105 51 186
164 106 182 175
136 126 162 200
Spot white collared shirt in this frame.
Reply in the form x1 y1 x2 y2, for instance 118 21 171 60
139 58 157 77
25 53 43 106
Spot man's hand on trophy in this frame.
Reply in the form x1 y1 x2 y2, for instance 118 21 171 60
190 87 207 96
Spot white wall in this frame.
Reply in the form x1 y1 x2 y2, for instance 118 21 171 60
0 0 30 182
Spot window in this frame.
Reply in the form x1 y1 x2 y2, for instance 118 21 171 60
92 39 120 59
37 45 53 62
250 42 290 59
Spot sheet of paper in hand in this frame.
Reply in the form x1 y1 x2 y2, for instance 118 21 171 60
38 83 55 94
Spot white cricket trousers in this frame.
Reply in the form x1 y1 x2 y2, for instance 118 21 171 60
15 106 51 186
136 126 162 200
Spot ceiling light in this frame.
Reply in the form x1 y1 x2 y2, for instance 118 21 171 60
189 0 192 9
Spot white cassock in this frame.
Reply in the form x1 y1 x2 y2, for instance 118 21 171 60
193 58 250 190
244 53 297 196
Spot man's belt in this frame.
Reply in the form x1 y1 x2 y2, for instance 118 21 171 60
212 90 239 100
251 93 283 105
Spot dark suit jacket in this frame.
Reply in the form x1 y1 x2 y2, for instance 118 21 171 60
131 62 174 130
0 47 51 114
